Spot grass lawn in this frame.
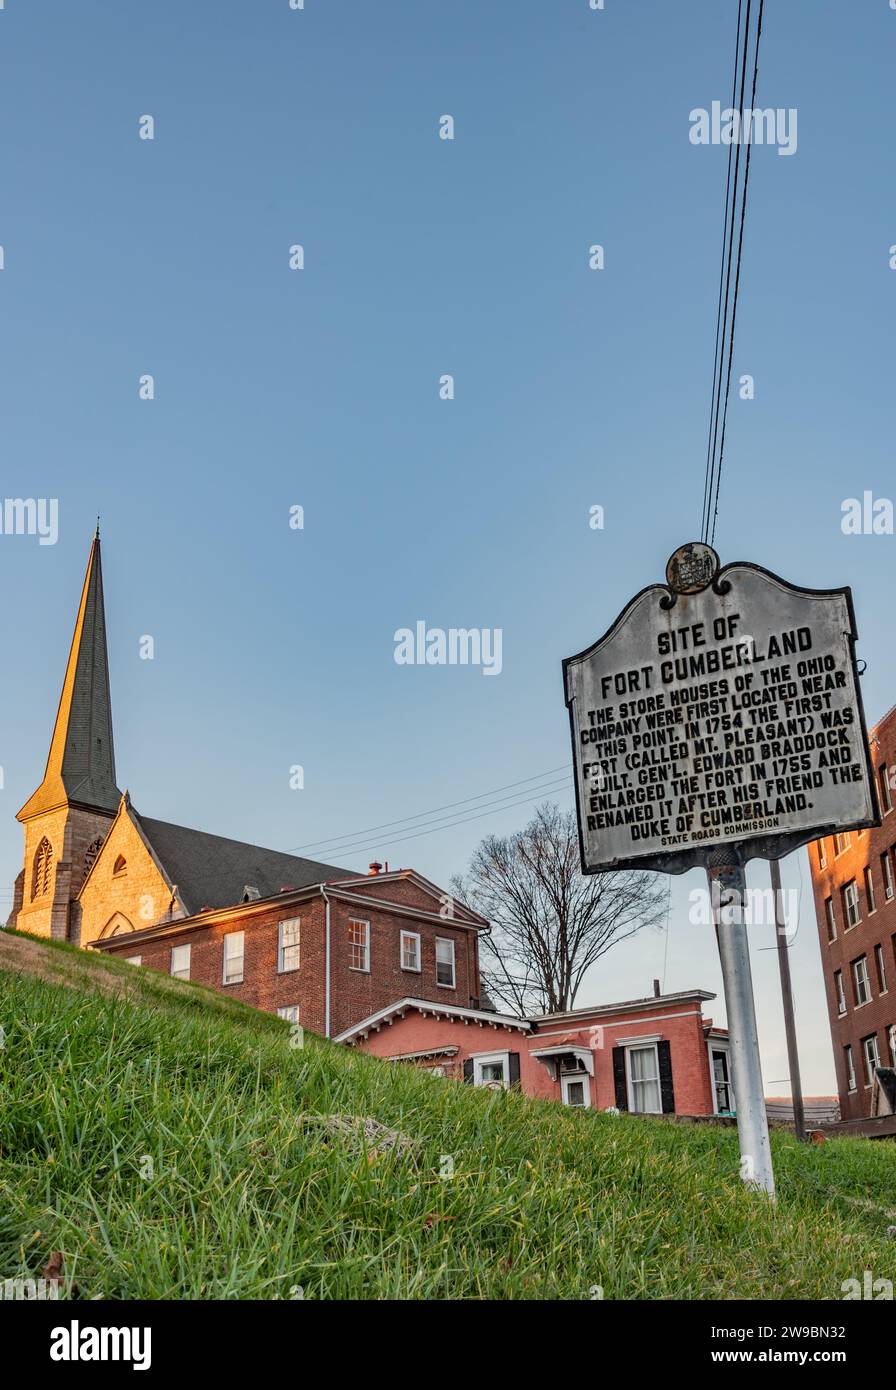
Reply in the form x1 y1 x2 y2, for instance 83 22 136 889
1 930 894 1300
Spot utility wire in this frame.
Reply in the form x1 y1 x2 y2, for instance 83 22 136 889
710 0 764 547
315 778 576 863
701 0 744 542
287 764 571 854
701 0 764 545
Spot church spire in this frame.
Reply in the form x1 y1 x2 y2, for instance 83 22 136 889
18 533 121 821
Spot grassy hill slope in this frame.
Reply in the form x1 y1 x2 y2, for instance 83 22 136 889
1 929 894 1300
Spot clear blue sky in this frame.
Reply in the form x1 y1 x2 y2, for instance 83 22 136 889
1 1 893 1093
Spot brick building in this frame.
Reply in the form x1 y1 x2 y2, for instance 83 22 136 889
338 985 733 1117
809 703 896 1121
6 533 485 1036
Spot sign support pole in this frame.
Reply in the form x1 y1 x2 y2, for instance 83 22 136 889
707 849 776 1199
770 854 806 1142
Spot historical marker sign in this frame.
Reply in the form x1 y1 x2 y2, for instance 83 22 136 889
564 545 879 877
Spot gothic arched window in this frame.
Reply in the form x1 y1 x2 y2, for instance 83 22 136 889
113 855 127 876
84 837 105 876
32 837 53 899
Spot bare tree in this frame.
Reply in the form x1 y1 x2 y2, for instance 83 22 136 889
450 802 667 1016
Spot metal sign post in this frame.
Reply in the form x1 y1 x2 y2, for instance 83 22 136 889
562 541 879 1198
708 849 775 1197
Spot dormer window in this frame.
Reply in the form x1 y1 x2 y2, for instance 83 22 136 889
113 855 127 877
32 837 54 899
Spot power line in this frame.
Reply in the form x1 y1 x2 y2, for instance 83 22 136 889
710 0 764 547
701 0 744 543
286 764 571 854
316 778 576 864
701 0 764 545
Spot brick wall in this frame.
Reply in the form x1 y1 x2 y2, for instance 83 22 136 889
99 881 483 1038
809 704 896 1120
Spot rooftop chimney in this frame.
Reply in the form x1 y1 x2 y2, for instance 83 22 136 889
368 861 382 877
653 979 661 997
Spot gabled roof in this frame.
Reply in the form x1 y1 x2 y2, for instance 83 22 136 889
18 534 120 821
336 997 532 1043
133 811 353 915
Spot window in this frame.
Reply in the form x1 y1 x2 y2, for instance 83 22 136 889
435 937 456 988
824 897 837 943
125 955 142 967
561 1073 591 1108
84 837 104 875
400 930 421 972
711 1048 733 1114
472 1052 509 1088
862 1034 881 1087
277 1005 300 1023
879 766 893 815
627 1044 662 1114
32 837 53 899
844 1044 857 1092
834 970 847 1016
889 1024 896 1067
864 866 877 915
278 918 301 973
882 852 895 901
842 880 861 929
852 955 871 1007
223 931 244 985
875 943 888 994
171 944 191 980
834 832 851 857
113 854 127 876
349 919 370 972
818 839 828 869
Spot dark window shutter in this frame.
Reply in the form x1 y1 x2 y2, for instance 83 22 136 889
657 1040 675 1114
508 1051 521 1088
612 1047 628 1110
463 1058 473 1085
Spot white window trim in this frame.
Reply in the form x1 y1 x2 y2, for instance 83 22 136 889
348 918 370 973
560 1071 592 1108
834 970 847 1016
625 1041 662 1116
845 1045 857 1092
278 917 301 974
825 897 837 943
875 944 888 995
842 880 861 931
223 931 245 986
862 1034 881 1088
865 868 877 916
472 1050 510 1088
400 929 421 973
852 956 872 1007
170 944 191 980
435 936 456 989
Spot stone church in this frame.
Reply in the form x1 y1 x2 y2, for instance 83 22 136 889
7 534 487 1037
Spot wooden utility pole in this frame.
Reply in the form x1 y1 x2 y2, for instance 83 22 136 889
770 855 806 1142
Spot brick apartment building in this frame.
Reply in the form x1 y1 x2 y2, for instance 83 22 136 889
809 703 896 1121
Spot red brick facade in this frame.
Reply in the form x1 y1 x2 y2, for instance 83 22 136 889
340 990 728 1117
95 870 483 1038
809 704 896 1121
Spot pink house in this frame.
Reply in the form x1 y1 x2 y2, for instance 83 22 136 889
337 984 734 1117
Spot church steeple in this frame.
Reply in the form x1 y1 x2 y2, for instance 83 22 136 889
18 534 120 822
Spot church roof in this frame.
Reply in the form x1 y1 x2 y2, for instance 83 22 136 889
18 533 121 821
134 811 353 915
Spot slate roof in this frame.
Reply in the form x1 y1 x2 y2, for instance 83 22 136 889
19 535 121 820
135 811 354 915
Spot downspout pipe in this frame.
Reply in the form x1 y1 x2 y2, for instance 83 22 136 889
323 884 333 1039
